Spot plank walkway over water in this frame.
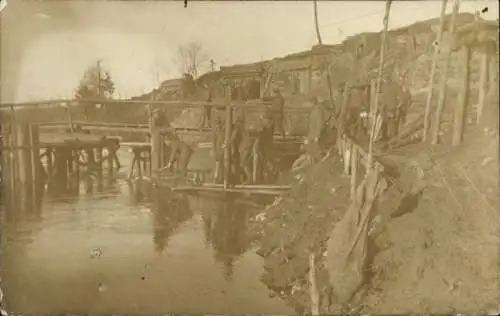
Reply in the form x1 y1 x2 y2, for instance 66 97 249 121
38 132 121 147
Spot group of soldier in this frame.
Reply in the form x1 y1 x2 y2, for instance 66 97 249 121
155 75 412 185
153 87 285 185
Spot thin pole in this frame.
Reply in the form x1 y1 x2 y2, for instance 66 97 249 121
422 0 448 142
430 0 461 145
313 0 323 45
367 0 392 172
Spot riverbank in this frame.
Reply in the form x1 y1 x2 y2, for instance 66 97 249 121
252 119 499 313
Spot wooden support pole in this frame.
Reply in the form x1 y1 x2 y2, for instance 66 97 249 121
66 148 74 192
308 252 320 316
73 149 80 192
107 144 114 176
223 105 233 189
128 156 137 181
29 125 40 189
65 102 74 132
423 0 448 142
343 140 351 175
95 146 103 178
150 127 161 181
367 0 392 172
350 145 358 200
430 0 460 145
137 153 143 180
452 46 471 146
476 52 489 124
46 148 53 180
252 140 259 184
16 122 33 186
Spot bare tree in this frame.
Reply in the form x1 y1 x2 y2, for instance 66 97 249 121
173 42 210 78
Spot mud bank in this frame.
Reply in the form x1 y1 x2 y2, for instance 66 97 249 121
252 126 499 314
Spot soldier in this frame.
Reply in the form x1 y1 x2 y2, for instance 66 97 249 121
152 108 168 128
395 71 412 134
212 117 225 183
228 115 245 184
254 115 275 182
262 88 285 140
306 96 327 161
165 132 193 177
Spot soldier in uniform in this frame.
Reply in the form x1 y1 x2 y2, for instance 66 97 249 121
228 115 245 184
165 132 193 177
212 117 225 183
306 96 328 161
254 114 275 182
262 88 285 140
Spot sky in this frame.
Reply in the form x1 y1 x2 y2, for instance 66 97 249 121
0 0 498 103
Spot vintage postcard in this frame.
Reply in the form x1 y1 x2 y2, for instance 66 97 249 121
0 0 498 315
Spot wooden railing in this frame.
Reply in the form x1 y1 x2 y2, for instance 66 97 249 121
337 133 385 200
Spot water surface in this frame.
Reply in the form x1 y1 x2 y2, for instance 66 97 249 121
0 150 291 314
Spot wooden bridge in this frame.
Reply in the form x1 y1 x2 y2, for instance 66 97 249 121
1 98 313 201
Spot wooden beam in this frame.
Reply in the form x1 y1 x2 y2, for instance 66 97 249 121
367 0 392 172
476 52 489 124
452 45 471 146
430 0 461 145
422 0 448 142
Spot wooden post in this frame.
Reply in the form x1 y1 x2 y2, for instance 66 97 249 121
150 128 161 181
430 0 460 145
367 0 392 172
452 46 471 146
252 139 259 184
29 124 40 202
308 252 320 316
350 145 358 200
46 148 53 181
369 80 377 132
223 105 233 189
423 0 448 142
73 148 80 192
343 139 351 175
16 122 33 187
96 146 103 178
128 153 137 181
476 53 489 124
107 143 114 176
65 101 74 132
67 148 75 192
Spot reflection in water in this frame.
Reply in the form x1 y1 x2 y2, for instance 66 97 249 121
151 194 193 254
199 197 253 281
0 150 291 314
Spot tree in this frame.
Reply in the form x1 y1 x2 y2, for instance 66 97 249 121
173 42 209 78
75 60 115 119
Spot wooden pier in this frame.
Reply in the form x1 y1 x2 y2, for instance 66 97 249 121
1 98 308 198
2 122 122 204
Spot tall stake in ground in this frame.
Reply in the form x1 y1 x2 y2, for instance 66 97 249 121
422 0 448 142
430 0 461 145
367 0 392 172
313 0 323 45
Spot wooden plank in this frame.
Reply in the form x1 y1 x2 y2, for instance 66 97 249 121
168 185 284 196
201 183 292 190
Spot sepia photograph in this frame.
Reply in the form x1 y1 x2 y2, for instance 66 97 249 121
0 0 499 314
